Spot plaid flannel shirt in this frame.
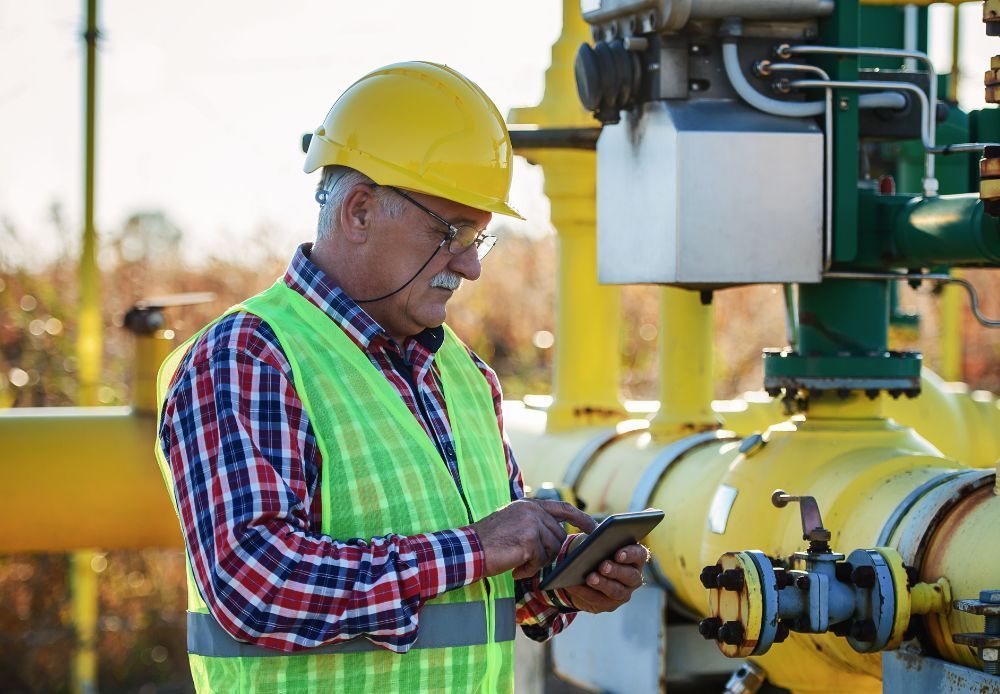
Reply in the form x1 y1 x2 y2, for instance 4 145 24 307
158 244 576 653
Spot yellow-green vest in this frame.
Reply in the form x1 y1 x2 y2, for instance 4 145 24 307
155 281 515 693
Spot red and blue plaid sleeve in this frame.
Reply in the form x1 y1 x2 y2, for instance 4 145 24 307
468 350 578 641
158 312 485 654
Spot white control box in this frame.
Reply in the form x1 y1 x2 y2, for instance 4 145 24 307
597 100 824 287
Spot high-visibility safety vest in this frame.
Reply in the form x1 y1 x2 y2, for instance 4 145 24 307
155 281 516 693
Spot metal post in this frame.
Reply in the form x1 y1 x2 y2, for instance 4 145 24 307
73 2 101 692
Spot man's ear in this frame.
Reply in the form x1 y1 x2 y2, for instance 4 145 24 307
338 184 376 244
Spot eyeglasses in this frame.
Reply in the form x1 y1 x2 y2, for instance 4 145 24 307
388 186 497 260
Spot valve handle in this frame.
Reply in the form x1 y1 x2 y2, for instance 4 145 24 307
125 292 217 336
771 489 832 544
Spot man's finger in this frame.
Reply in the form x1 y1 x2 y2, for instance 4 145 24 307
536 520 564 562
535 500 597 533
598 560 642 588
533 505 569 548
613 544 650 567
586 572 629 601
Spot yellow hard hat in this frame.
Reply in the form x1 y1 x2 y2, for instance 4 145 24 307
304 61 523 220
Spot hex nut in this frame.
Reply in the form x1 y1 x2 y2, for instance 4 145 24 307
983 648 999 662
851 565 877 589
700 565 722 590
719 621 746 646
718 569 746 592
699 617 722 640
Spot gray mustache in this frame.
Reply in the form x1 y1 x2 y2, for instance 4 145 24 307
430 272 462 291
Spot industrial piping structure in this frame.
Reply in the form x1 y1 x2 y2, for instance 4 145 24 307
1 1 1000 692
507 0 1000 691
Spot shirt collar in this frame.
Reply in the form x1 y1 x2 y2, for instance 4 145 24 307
283 243 444 355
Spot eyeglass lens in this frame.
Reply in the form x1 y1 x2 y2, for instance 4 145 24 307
450 224 497 259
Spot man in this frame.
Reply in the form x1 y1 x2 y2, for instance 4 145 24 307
156 61 646 693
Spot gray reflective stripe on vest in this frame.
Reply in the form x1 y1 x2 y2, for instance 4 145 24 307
188 598 516 657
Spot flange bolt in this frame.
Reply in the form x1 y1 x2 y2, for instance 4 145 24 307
699 617 722 640
851 565 877 589
795 575 811 591
835 562 853 583
700 565 722 589
953 590 1000 674
718 569 746 592
719 621 746 646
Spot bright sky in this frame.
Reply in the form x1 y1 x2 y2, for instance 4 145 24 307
0 2 994 267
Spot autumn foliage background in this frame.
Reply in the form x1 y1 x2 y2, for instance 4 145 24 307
1 208 998 691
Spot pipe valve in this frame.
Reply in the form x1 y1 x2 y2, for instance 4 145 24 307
698 492 949 658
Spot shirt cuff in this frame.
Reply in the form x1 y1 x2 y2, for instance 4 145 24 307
407 527 486 602
534 534 581 613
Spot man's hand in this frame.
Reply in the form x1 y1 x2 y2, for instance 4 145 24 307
470 499 597 579
563 544 649 613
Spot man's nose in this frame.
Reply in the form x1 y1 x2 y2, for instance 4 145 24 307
448 245 482 282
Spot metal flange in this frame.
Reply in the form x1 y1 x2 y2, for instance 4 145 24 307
762 350 922 396
701 550 778 658
843 548 909 653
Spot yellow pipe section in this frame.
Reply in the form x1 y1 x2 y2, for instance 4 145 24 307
939 271 964 381
717 369 1000 468
519 392 999 692
508 0 623 432
0 332 179 553
0 406 181 552
650 288 719 440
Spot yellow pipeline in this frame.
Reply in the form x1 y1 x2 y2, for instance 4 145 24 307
508 0 623 432
517 391 999 692
0 332 179 553
719 369 1000 469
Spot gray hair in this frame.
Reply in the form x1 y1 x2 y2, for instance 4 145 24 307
316 166 406 239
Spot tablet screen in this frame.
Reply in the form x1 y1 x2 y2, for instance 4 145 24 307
539 510 664 591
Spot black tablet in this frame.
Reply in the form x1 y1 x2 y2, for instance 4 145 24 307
538 510 664 591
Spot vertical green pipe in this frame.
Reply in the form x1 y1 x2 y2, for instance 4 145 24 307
73 2 101 693
824 0 860 264
798 280 889 356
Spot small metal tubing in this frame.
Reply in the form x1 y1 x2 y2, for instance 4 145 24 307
822 272 1000 328
780 44 938 187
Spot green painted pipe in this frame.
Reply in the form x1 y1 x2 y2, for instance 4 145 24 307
885 193 1000 266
